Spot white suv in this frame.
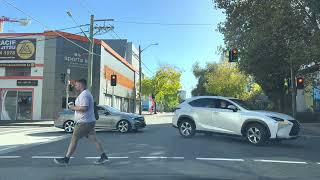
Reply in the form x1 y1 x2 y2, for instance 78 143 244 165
172 96 300 145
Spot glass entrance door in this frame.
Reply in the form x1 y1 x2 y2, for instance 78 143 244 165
0 90 32 120
17 91 32 120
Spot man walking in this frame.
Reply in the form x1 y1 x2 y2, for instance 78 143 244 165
54 79 108 165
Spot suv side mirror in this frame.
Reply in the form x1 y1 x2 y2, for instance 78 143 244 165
227 105 238 112
105 111 111 115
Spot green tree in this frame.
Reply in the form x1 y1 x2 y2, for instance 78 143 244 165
205 62 250 99
191 62 216 96
141 65 182 111
192 61 261 99
213 0 320 112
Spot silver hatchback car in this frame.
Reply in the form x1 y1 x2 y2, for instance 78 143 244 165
54 105 146 133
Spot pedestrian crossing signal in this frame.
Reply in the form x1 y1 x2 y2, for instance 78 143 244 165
111 75 117 86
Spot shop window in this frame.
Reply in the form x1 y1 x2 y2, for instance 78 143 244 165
5 67 31 76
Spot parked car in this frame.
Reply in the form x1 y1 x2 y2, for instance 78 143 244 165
172 96 300 145
54 105 146 133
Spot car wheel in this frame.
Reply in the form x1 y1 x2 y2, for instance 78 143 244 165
64 120 75 133
117 120 131 133
178 120 196 138
246 123 268 145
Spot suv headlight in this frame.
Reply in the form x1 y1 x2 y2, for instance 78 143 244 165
269 116 284 122
269 116 289 125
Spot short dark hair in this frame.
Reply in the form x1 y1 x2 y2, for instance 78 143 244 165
76 79 87 87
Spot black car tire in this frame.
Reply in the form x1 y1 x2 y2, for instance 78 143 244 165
64 120 75 133
117 120 131 133
246 123 269 146
178 119 196 138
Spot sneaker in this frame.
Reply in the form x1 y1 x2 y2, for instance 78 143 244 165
94 155 109 165
53 157 69 166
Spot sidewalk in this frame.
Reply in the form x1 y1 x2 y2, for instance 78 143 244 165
0 126 67 155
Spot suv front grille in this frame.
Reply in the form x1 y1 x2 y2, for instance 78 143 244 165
289 120 300 136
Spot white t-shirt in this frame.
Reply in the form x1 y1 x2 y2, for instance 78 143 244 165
74 89 95 123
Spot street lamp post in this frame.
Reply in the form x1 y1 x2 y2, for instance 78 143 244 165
138 43 158 115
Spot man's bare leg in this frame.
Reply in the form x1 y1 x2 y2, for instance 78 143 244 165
66 135 79 158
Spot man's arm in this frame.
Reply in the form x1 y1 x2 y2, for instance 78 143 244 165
70 105 88 112
70 94 89 112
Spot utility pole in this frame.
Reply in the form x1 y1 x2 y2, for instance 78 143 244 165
139 45 142 115
87 15 94 92
133 73 137 113
290 58 296 118
67 12 114 93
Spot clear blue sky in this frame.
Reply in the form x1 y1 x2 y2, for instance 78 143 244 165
1 0 225 97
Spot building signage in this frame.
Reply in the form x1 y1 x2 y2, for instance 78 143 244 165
0 63 35 67
64 53 88 69
17 80 38 86
0 39 36 60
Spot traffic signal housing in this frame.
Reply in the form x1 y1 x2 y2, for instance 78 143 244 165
228 48 239 62
296 77 304 89
60 73 66 83
111 74 117 86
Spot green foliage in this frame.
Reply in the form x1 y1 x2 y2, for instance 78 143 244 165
141 65 182 111
213 0 320 111
192 61 262 100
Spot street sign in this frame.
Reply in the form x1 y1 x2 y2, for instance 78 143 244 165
17 80 38 86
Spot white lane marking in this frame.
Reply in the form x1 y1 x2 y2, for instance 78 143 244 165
85 157 129 159
140 156 167 159
254 159 308 164
196 158 245 162
0 156 21 158
139 156 184 159
32 156 74 159
168 157 184 159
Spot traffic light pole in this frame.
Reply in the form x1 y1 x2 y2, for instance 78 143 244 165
65 68 70 109
111 86 114 107
87 15 94 92
290 58 296 118
139 46 142 115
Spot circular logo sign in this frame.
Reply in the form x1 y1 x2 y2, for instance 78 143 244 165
16 40 35 59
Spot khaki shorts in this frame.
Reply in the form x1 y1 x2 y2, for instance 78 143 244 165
73 122 96 139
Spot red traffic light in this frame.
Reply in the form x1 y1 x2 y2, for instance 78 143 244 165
111 75 117 86
296 77 304 89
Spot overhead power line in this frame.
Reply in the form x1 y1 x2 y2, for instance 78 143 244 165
1 0 97 56
1 0 154 76
114 20 213 26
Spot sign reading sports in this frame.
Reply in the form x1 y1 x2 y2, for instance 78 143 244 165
0 39 36 60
